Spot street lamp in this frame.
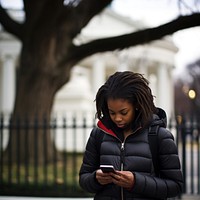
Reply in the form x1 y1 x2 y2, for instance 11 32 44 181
188 89 196 100
188 89 196 117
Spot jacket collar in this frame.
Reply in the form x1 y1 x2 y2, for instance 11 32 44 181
97 120 117 137
97 120 142 137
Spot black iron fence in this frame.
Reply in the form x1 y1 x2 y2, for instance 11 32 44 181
0 113 199 197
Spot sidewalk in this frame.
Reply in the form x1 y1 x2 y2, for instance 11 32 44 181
181 194 200 200
0 198 90 200
0 195 200 200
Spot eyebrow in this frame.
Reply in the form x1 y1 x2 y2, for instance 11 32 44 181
108 108 128 112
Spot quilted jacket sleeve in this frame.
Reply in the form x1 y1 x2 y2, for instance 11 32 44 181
131 127 183 199
79 128 104 193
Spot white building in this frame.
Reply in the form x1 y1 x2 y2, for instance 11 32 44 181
53 9 178 120
0 8 178 120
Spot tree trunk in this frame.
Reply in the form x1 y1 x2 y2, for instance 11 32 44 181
3 47 62 164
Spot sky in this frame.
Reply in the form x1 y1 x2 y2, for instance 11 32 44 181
1 0 200 74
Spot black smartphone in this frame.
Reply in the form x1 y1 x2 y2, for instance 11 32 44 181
100 165 115 173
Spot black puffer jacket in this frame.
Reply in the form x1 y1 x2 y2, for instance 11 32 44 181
79 108 183 200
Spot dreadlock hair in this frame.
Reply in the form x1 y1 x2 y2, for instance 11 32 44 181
95 71 157 127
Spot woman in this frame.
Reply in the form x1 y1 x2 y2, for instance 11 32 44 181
79 71 183 200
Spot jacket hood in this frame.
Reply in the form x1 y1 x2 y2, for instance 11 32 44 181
151 107 167 128
97 120 117 136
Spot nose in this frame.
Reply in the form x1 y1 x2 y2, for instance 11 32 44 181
114 114 122 122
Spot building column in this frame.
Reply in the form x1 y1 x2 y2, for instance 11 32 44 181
0 54 16 114
92 58 105 95
157 64 171 118
168 65 175 117
149 73 157 103
118 52 129 72
138 57 148 78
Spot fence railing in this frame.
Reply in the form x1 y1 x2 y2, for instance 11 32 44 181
176 116 200 194
0 113 199 197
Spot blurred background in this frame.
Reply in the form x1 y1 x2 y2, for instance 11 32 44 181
0 0 199 198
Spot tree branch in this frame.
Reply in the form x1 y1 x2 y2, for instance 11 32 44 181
69 13 200 62
58 0 113 40
78 0 113 31
0 4 23 40
75 0 113 26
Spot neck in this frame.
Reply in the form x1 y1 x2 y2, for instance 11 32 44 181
123 128 132 139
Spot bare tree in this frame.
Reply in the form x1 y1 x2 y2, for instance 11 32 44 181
0 0 200 162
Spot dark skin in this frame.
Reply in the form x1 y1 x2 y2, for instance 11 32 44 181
96 169 134 190
96 98 136 190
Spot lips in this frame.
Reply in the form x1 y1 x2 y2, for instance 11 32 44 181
116 123 125 128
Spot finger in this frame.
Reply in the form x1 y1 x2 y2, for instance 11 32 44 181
99 176 113 185
112 174 131 188
111 172 121 180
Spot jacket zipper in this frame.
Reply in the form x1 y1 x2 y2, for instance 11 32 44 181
121 142 125 200
98 126 141 200
98 127 125 199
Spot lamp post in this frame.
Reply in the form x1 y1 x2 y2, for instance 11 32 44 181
188 89 196 100
188 89 196 117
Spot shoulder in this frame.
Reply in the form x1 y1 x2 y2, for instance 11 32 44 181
88 127 105 144
148 125 174 142
157 127 178 154
90 127 104 137
157 127 174 141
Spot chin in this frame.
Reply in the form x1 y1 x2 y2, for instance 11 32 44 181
123 125 131 131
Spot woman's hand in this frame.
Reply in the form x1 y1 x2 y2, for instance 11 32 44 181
111 170 135 190
96 169 135 189
96 169 113 185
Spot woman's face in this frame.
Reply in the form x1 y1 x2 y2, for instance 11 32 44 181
107 98 136 129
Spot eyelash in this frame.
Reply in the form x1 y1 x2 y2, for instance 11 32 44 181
109 112 127 116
